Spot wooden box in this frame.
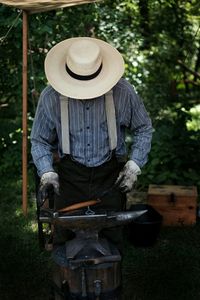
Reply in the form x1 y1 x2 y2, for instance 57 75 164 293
147 185 198 226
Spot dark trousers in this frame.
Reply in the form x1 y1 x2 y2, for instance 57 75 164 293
54 154 126 250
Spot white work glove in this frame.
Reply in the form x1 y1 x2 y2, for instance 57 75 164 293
115 160 141 193
39 171 59 205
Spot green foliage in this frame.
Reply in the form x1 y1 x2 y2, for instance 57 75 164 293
185 104 200 131
0 0 199 193
0 3 200 297
139 112 200 190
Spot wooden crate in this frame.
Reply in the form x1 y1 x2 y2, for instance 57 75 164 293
147 185 198 226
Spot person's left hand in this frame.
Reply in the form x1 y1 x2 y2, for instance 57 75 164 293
115 160 141 193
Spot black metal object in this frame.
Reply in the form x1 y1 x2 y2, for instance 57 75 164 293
39 209 146 231
31 162 46 249
39 208 146 299
32 162 55 249
32 162 147 299
128 204 163 247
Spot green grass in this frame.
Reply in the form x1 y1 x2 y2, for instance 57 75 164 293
0 175 52 300
123 225 200 300
1 175 200 300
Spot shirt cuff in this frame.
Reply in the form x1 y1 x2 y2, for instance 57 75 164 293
34 155 54 177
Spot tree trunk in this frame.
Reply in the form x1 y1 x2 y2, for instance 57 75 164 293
138 0 151 49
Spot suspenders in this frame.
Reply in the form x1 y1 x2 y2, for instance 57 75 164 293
60 95 70 154
104 90 117 151
60 90 117 154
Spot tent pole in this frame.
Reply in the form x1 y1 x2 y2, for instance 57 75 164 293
22 10 28 216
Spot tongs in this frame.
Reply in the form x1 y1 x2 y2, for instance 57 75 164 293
39 182 119 215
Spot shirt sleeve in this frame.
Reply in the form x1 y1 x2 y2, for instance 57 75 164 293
128 86 153 168
30 88 58 177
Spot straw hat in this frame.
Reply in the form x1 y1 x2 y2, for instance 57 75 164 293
45 37 125 99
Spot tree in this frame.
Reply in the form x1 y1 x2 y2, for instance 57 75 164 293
0 0 199 191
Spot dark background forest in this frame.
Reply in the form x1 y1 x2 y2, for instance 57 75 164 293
0 1 200 299
0 0 199 191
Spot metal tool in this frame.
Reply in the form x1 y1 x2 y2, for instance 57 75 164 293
40 209 147 231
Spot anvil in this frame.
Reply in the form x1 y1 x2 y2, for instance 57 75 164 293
39 208 147 232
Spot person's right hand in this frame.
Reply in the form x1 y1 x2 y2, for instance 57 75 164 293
38 172 59 206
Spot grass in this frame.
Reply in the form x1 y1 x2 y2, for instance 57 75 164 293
1 174 200 300
123 225 200 300
0 174 52 300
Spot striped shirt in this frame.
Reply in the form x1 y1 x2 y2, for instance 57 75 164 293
31 78 153 177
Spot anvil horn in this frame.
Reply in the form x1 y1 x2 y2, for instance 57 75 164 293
39 209 147 231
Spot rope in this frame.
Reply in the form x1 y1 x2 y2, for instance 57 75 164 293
0 10 22 45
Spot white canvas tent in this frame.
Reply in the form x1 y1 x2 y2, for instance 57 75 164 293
0 0 98 13
0 0 101 215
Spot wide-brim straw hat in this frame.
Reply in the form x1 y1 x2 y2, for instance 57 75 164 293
45 37 125 99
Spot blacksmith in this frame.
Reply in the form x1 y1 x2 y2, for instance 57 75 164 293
31 37 153 249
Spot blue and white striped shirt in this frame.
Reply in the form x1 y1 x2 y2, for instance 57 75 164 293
31 78 153 177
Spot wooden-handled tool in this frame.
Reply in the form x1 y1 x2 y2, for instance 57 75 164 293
58 199 101 213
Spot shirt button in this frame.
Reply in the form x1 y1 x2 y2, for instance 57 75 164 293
87 126 90 129
86 107 90 110
87 143 90 146
88 159 90 162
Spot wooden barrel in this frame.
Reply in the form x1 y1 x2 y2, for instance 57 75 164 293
58 261 122 299
52 244 122 299
52 235 122 299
